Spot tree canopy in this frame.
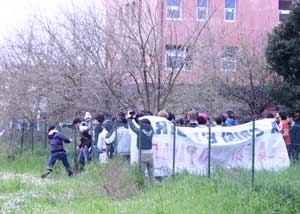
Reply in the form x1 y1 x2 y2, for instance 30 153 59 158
266 3 300 83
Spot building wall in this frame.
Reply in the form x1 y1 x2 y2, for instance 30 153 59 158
105 0 289 83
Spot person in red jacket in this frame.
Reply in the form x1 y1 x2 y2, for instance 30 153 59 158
279 112 291 158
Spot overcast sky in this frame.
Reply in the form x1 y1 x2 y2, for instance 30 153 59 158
0 0 103 39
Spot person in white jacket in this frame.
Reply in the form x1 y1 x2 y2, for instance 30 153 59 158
106 117 131 161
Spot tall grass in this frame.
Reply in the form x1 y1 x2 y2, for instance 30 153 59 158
1 150 300 213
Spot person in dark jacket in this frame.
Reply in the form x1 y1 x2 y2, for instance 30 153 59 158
92 114 105 160
128 115 154 185
41 125 72 178
289 115 300 161
73 114 92 171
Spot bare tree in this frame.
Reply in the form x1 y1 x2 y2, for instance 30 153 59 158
102 0 215 113
219 42 280 118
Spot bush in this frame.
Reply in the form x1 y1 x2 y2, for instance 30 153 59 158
84 158 145 199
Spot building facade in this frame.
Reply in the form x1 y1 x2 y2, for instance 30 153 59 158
106 0 293 81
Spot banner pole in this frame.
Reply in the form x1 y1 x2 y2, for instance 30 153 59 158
208 119 211 178
139 128 142 170
21 120 25 155
31 121 34 154
251 119 255 190
172 122 176 180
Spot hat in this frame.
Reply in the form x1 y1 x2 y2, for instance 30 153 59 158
198 113 209 123
84 112 92 120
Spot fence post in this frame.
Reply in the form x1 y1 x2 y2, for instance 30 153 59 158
172 122 176 180
31 121 34 154
208 119 211 178
21 121 25 155
138 128 142 170
115 122 118 156
90 121 93 162
10 122 14 145
44 120 48 153
251 119 255 190
73 127 78 172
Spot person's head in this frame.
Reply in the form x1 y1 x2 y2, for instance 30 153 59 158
197 116 207 125
287 112 294 123
84 112 92 122
72 118 81 129
279 111 287 120
103 120 113 132
214 116 223 126
227 111 235 119
48 125 56 133
266 112 275 119
198 113 208 124
140 118 152 130
176 118 185 126
168 112 175 122
187 111 197 122
157 110 169 119
94 114 105 124
115 116 127 127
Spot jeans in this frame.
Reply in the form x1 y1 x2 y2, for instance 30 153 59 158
77 147 91 171
47 152 72 173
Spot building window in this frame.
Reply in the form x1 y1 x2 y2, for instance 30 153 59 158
224 0 236 21
167 0 182 20
197 0 208 21
279 0 292 23
221 47 238 72
166 46 193 70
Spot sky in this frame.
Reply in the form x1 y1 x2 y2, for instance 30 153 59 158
0 0 104 39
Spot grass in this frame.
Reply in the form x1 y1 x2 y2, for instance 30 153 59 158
0 148 300 213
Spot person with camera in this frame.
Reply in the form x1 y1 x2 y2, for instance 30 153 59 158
127 111 155 185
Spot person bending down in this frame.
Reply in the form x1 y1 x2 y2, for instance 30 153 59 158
41 125 73 178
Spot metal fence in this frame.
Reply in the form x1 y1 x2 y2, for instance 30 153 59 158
0 118 293 190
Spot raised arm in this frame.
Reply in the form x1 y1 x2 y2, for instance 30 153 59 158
128 118 140 134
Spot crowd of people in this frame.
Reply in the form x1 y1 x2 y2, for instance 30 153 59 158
41 109 299 183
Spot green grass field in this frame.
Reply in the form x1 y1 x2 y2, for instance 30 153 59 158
0 148 300 214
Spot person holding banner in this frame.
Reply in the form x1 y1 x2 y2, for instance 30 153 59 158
128 114 155 186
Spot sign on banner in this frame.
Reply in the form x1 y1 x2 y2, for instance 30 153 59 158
130 116 290 176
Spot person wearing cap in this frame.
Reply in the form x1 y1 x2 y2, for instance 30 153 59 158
73 112 93 171
41 125 73 178
198 113 209 125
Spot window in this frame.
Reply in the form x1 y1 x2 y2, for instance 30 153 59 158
197 0 208 21
166 46 193 70
221 47 238 72
167 0 182 20
224 0 236 21
279 0 292 22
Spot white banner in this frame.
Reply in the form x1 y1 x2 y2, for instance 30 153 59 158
130 116 290 176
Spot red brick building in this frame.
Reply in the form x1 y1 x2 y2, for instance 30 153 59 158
106 0 293 80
